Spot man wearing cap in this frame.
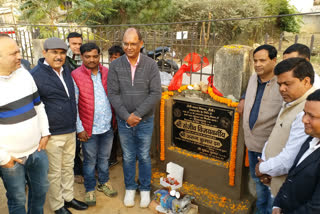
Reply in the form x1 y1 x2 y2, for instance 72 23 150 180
31 37 88 214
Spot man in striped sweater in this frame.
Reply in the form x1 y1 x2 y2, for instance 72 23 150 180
0 35 51 213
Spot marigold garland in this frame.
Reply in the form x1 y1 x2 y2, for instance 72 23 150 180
160 91 174 161
228 111 240 186
159 85 240 186
245 147 250 167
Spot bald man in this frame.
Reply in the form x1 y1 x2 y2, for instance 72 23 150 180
0 35 50 214
107 28 161 208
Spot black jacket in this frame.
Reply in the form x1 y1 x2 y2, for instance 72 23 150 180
273 136 320 214
31 58 76 135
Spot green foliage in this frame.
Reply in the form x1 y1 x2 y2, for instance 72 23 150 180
19 0 66 24
18 0 302 38
109 0 176 24
262 0 302 33
67 0 114 25
172 0 266 44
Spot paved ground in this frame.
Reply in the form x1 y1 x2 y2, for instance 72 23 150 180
0 160 154 214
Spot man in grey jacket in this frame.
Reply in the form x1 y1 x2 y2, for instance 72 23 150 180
107 28 161 208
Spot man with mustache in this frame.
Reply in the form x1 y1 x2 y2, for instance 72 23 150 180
31 37 88 214
239 45 282 214
108 28 161 208
72 43 117 206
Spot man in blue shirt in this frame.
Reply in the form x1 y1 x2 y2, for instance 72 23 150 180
72 43 117 206
238 45 283 214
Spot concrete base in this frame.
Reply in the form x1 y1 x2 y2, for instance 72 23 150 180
151 166 255 214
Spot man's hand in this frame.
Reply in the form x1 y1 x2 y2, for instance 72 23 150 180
237 99 245 116
77 131 89 142
126 113 142 127
255 157 264 177
272 207 281 214
260 174 272 184
38 135 50 151
1 156 23 168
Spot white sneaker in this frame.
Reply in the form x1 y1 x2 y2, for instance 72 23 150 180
124 190 136 207
140 191 150 208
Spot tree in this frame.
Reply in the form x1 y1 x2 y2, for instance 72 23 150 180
67 0 114 25
263 0 302 33
109 0 176 25
172 0 266 44
19 0 66 25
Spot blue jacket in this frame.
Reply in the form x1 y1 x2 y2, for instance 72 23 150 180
31 58 76 135
274 136 320 213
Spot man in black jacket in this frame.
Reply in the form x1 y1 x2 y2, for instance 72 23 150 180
31 37 88 214
65 32 84 184
273 89 320 214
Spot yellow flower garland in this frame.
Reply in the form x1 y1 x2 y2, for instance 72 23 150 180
245 148 250 167
207 87 239 186
160 85 240 186
160 91 174 161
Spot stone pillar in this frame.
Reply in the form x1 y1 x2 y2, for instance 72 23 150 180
214 45 254 100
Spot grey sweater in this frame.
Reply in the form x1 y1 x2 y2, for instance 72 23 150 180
107 54 161 121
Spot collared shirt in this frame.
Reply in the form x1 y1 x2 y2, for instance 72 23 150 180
67 48 82 67
249 77 269 129
74 69 112 134
297 137 320 166
126 53 140 85
44 60 69 97
260 111 309 176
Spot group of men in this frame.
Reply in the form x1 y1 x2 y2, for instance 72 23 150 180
0 27 161 214
239 43 320 214
2 26 320 214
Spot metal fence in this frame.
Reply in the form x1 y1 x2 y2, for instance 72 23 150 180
1 14 320 85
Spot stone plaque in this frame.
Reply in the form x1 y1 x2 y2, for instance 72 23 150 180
172 100 234 161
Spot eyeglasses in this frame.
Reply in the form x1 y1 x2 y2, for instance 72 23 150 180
122 42 140 48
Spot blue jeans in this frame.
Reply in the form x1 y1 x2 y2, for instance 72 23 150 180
82 129 114 192
248 151 273 214
0 150 49 214
117 116 154 191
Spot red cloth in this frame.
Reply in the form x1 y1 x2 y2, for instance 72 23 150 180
207 75 223 96
72 64 115 137
168 53 209 91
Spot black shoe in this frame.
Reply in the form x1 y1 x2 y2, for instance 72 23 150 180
109 160 119 168
54 206 72 214
65 198 88 210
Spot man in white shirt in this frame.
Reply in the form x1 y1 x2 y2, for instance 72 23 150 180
256 45 320 183
0 35 50 214
272 89 320 214
255 58 315 199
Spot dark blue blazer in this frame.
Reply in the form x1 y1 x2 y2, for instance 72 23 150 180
31 58 76 135
273 136 320 213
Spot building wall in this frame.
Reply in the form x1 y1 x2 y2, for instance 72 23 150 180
300 15 320 33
